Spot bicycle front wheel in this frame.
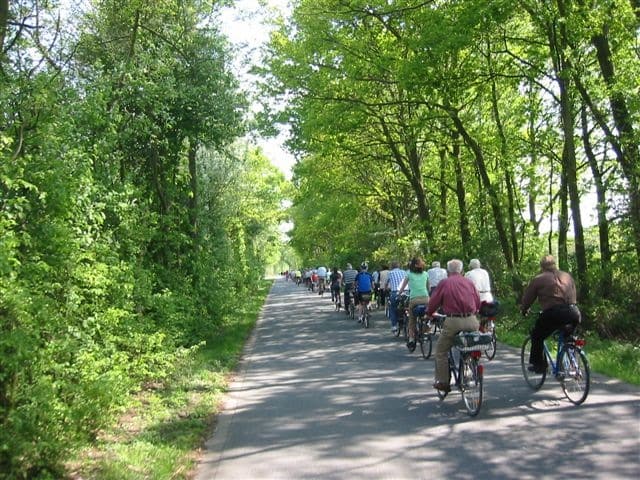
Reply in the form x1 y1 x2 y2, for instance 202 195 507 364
521 336 546 390
558 347 590 405
460 355 483 417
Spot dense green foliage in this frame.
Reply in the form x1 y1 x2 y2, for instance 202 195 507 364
0 1 288 478
261 0 640 339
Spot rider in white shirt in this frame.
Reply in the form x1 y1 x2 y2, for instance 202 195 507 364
426 261 448 295
464 258 494 303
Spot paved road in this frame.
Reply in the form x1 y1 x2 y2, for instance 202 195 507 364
195 278 640 479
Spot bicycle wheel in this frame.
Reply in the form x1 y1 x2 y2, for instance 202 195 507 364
558 346 590 405
402 313 409 340
436 363 452 401
521 336 546 390
419 321 432 359
485 329 497 361
364 311 370 328
460 355 483 417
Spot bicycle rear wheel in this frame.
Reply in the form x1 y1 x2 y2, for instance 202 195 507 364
460 355 483 416
419 320 432 359
485 329 497 361
558 346 590 405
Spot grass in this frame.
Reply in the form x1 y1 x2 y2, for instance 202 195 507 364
66 286 639 478
66 280 272 480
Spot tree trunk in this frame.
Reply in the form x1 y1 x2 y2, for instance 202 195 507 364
581 106 612 298
447 109 514 270
0 0 8 56
554 0 589 301
487 39 520 264
591 28 640 267
451 130 471 256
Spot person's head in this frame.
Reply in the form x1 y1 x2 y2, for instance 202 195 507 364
409 256 426 273
431 261 440 268
391 260 400 269
469 258 481 269
332 266 338 273
540 255 557 271
360 262 368 271
447 259 464 274
346 263 352 270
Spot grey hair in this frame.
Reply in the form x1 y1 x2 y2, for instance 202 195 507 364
431 261 440 268
447 259 464 273
469 258 481 269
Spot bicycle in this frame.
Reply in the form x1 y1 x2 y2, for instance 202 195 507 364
394 294 409 339
520 323 590 405
436 331 492 416
478 301 499 360
409 304 431 359
358 293 372 328
345 286 356 320
332 287 341 311
421 312 446 359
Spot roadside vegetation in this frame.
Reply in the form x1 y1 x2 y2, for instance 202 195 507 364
65 281 271 480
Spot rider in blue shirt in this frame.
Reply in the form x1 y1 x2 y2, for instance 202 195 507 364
355 263 374 321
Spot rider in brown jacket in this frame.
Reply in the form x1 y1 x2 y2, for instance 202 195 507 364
521 255 581 373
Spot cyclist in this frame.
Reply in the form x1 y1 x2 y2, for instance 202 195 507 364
426 261 448 295
397 256 429 352
378 263 390 309
385 260 407 334
354 263 374 321
329 267 342 307
465 258 494 303
342 263 358 316
371 268 380 306
427 259 480 393
317 265 328 295
520 255 581 374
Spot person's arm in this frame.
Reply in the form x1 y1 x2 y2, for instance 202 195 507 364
427 284 443 316
397 277 408 295
520 278 537 314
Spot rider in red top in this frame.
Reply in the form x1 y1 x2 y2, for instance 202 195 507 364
427 259 481 393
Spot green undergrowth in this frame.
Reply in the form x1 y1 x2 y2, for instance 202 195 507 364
65 280 273 480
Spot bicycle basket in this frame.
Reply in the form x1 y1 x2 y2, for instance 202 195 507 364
453 332 493 352
412 304 428 317
396 295 410 310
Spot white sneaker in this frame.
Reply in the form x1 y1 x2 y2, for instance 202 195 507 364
392 326 398 334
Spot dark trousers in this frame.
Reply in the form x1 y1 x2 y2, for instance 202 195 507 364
529 304 581 367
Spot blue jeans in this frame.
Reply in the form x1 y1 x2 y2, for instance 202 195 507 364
388 291 399 327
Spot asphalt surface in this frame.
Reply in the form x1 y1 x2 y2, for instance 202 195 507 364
195 278 640 480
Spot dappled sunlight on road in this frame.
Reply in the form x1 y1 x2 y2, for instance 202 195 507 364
197 278 640 480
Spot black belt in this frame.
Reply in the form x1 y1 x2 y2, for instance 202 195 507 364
447 313 474 317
